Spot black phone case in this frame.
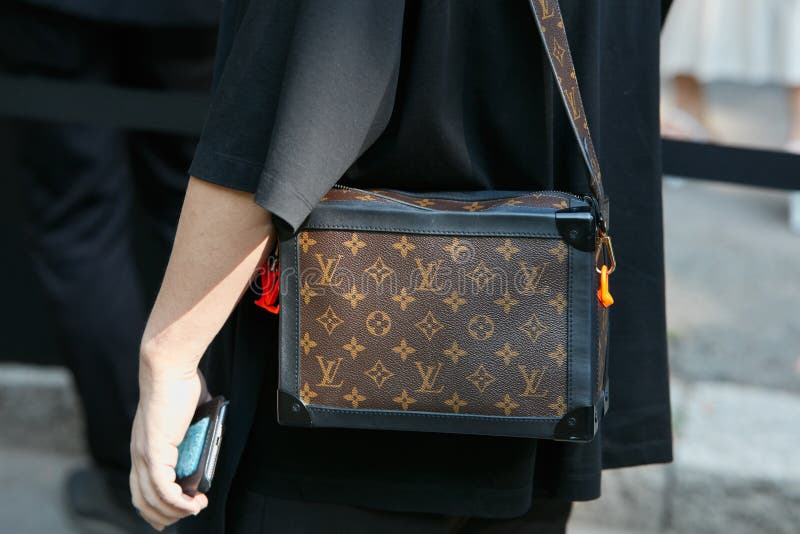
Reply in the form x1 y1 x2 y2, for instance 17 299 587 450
177 396 228 496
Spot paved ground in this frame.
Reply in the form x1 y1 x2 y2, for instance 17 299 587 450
0 448 87 534
663 179 800 393
0 445 644 534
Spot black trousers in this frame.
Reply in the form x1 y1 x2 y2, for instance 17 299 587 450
226 493 572 534
0 2 216 473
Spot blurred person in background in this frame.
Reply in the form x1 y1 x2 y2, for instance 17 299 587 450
0 0 219 532
660 0 800 232
661 0 800 147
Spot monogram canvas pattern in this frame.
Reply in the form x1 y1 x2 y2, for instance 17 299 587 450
294 229 570 418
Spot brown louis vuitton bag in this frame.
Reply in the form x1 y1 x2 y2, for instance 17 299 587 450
268 0 615 442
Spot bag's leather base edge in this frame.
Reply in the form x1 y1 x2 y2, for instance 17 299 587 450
276 388 605 443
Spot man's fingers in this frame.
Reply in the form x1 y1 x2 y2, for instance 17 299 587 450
150 463 208 515
130 470 172 531
138 476 178 526
131 446 207 526
135 442 196 516
140 467 193 521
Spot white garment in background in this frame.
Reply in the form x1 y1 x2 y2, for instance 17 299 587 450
661 0 800 85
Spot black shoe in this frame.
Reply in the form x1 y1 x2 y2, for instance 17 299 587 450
64 467 178 534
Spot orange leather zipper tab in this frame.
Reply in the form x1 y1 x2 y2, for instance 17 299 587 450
596 264 614 308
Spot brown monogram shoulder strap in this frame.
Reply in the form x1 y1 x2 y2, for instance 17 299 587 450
528 0 610 229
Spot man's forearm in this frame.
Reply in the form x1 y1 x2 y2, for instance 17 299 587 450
140 177 275 378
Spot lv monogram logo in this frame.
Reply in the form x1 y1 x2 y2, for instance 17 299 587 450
414 361 444 393
518 261 550 295
316 356 344 388
314 254 344 287
538 0 555 19
518 365 548 398
565 86 581 120
414 258 445 291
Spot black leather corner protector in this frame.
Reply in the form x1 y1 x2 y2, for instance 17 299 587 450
277 391 312 427
552 395 603 442
555 208 596 252
301 407 561 439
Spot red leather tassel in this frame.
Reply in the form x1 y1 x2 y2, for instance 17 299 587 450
254 261 280 314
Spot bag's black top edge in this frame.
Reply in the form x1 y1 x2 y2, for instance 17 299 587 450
300 203 571 237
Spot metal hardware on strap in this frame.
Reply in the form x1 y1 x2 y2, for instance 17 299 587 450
595 233 616 275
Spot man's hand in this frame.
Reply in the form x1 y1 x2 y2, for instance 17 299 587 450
130 364 210 530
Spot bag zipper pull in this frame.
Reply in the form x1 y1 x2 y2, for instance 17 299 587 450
597 264 614 308
254 255 280 314
595 233 615 308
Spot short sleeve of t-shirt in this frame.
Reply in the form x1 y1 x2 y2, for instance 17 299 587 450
188 0 404 233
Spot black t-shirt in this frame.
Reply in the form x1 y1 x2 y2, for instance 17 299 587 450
185 1 672 531
16 0 220 26
192 0 581 233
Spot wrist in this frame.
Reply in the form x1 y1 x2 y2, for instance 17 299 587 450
140 336 201 387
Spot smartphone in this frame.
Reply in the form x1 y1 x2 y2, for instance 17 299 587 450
175 396 229 496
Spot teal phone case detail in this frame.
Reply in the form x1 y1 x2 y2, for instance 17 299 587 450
176 416 210 478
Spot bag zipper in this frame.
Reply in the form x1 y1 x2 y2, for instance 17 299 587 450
331 184 583 203
331 184 436 210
